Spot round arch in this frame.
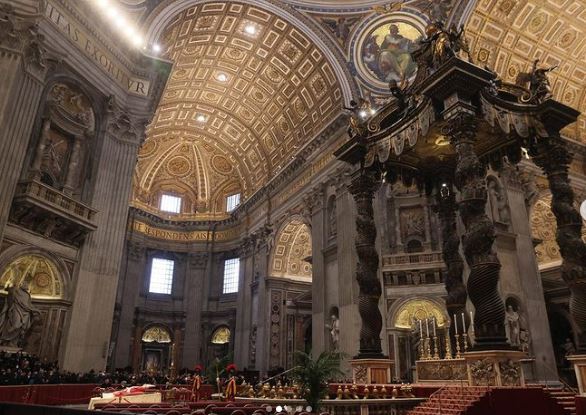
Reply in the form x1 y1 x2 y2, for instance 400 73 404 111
0 246 72 302
270 216 312 281
388 297 449 330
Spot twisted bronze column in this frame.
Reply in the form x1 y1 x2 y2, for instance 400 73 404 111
435 185 468 340
448 113 508 349
348 170 384 358
530 136 586 352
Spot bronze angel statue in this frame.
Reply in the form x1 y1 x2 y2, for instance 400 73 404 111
515 59 557 104
421 21 472 69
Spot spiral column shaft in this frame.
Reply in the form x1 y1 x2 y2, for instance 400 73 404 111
531 136 586 352
348 171 384 358
435 189 468 340
448 113 508 349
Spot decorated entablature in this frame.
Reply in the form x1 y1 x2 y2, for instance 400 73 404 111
336 20 585 358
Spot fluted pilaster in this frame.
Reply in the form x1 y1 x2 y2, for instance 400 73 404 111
530 136 586 351
448 113 507 349
348 170 384 358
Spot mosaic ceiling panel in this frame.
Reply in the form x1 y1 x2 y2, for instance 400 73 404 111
465 0 586 142
134 2 343 217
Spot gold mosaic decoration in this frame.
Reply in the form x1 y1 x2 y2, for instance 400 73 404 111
466 0 586 142
211 326 231 344
531 194 586 265
392 298 447 329
142 325 172 343
133 2 343 218
270 218 312 279
0 255 63 299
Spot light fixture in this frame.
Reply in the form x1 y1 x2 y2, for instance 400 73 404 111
114 15 125 28
580 200 586 221
244 24 256 35
276 406 283 413
216 73 228 82
106 7 118 18
196 114 207 123
359 110 368 119
131 36 143 47
370 108 377 115
152 43 161 53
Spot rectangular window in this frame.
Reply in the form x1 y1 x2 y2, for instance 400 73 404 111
149 258 174 294
226 193 241 212
160 194 181 213
222 258 240 294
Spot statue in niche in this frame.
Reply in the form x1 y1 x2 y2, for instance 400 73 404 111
328 199 337 238
519 328 531 353
505 305 521 347
326 313 340 350
0 281 40 348
487 178 511 224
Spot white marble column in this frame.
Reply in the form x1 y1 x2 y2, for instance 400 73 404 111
182 252 208 368
60 111 144 372
0 8 49 242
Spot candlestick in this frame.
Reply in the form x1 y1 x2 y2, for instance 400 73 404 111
470 311 474 331
454 334 461 359
433 336 439 360
444 332 453 359
432 318 437 337
419 319 423 340
463 333 469 353
426 318 429 338
453 314 458 334
425 336 432 360
461 313 466 333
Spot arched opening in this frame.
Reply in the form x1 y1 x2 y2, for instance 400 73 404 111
270 218 312 281
388 298 448 382
141 325 173 375
0 253 70 360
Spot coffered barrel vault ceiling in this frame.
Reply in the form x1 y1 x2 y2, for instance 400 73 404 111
133 2 344 218
466 0 586 142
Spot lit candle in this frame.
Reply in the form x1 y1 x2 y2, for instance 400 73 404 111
426 318 429 338
419 319 423 339
432 318 437 337
461 313 466 332
453 314 458 334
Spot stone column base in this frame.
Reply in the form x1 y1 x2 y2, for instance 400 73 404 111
567 354 586 395
464 350 527 386
350 359 393 384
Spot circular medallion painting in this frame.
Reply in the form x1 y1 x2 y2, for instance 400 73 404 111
357 19 423 87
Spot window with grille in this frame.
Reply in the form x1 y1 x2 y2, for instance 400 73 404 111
160 194 181 213
222 258 240 294
149 258 174 294
226 193 241 212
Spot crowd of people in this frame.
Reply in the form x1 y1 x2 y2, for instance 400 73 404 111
0 352 196 386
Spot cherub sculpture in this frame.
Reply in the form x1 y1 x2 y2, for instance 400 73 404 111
516 59 557 104
343 98 373 138
421 21 471 69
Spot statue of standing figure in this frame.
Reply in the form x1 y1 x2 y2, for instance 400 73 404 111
505 305 521 347
0 282 40 348
326 314 340 350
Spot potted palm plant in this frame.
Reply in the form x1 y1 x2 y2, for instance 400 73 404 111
290 351 344 414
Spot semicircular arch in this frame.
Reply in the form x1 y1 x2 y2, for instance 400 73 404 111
270 216 312 281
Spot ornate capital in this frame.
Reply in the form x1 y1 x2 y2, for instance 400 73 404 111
0 4 48 72
105 95 149 145
127 240 145 261
188 252 208 269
